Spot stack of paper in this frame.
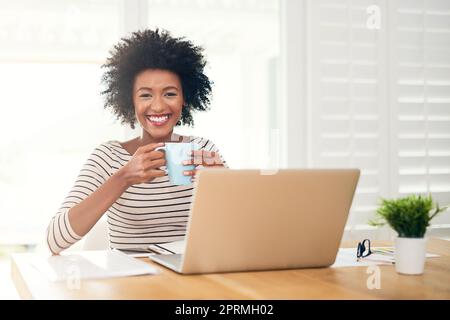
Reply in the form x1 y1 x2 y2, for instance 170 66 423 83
30 250 159 281
331 247 439 268
149 240 186 255
116 240 186 257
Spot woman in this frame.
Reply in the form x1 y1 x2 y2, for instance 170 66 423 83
46 29 227 254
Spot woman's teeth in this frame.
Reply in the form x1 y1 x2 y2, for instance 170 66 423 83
146 114 170 125
150 115 168 122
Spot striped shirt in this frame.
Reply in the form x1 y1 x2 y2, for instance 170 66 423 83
46 134 227 254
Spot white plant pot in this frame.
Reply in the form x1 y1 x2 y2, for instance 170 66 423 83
395 237 426 275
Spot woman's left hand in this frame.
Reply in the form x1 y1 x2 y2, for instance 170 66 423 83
182 150 225 182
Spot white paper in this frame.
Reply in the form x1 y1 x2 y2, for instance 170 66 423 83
30 250 159 281
149 240 186 255
113 248 153 258
112 241 187 257
331 247 440 268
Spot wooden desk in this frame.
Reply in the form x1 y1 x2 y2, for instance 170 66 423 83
11 238 450 299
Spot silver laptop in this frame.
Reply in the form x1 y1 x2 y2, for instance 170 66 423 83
150 169 360 274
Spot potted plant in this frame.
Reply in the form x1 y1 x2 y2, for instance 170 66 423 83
369 194 447 275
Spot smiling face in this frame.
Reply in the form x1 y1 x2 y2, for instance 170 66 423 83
133 69 184 143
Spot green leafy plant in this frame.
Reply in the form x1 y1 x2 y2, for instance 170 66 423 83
369 194 448 238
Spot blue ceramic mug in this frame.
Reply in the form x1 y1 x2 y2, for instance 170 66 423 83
156 142 199 186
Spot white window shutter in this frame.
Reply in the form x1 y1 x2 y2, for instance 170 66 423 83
306 0 450 234
390 0 450 225
308 0 389 228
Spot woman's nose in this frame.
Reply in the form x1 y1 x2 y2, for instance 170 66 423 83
150 96 166 112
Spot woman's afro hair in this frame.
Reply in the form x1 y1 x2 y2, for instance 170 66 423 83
101 28 212 129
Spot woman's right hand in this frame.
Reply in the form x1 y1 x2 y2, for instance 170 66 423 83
119 142 166 186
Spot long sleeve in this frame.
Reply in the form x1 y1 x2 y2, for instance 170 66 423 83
46 143 113 254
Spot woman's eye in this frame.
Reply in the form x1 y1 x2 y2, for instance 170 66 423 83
140 94 151 98
165 92 177 97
